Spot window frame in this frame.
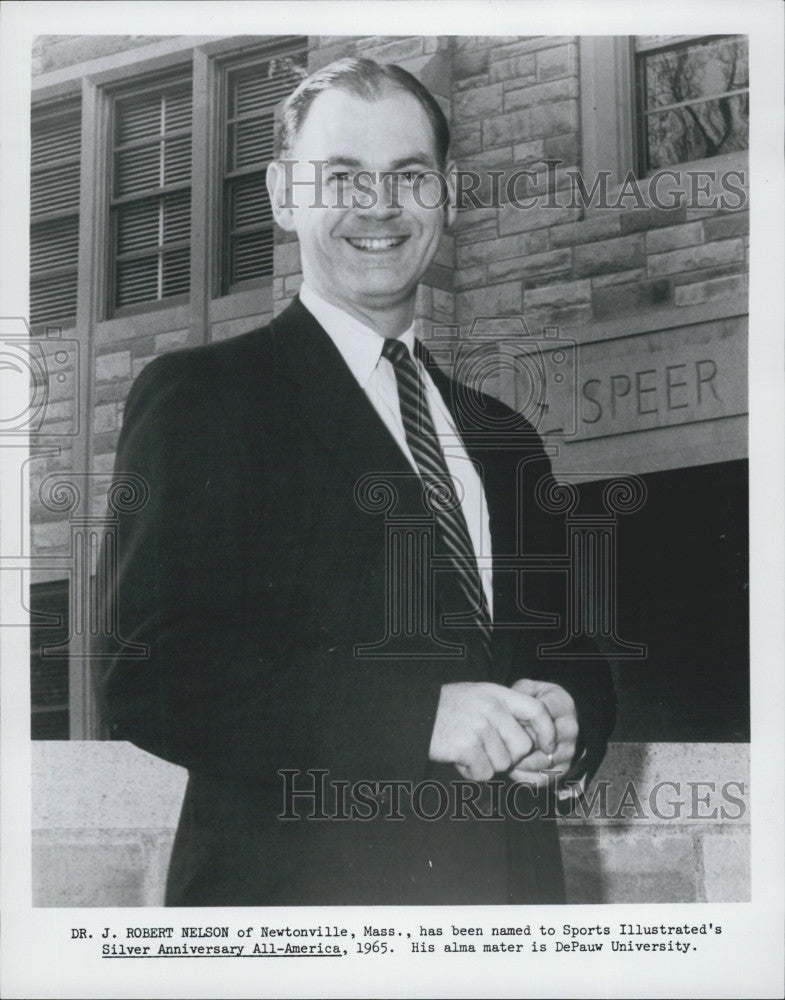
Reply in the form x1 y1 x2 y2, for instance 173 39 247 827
104 71 195 319
579 34 749 186
634 34 750 176
216 40 308 298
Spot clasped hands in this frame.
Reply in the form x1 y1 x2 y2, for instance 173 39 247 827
428 679 578 788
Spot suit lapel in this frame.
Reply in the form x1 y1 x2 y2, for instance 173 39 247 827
268 295 421 499
267 299 520 681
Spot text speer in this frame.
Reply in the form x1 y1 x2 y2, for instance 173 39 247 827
581 359 719 425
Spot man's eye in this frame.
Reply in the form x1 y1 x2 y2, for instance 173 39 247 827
328 171 351 183
397 171 418 184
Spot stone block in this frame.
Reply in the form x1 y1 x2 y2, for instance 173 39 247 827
132 355 156 379
454 265 486 291
433 232 455 268
524 302 592 331
561 828 699 903
454 206 498 243
535 42 577 82
454 74 491 93
549 212 623 247
543 130 580 165
620 204 687 233
592 278 673 319
284 273 303 296
488 52 537 84
453 47 488 79
94 379 130 406
95 351 131 383
489 247 573 284
527 99 580 141
482 108 529 149
498 204 580 236
645 221 704 254
32 742 187 830
647 238 745 277
456 281 522 324
700 829 750 902
432 287 453 318
31 519 69 553
154 328 191 353
274 240 302 276
674 273 749 307
453 83 504 121
492 37 565 59
360 36 424 64
591 267 647 288
504 77 575 112
33 834 147 907
512 139 545 162
575 234 645 278
703 212 750 240
308 41 357 71
456 229 547 268
524 277 590 310
93 402 119 434
131 335 156 358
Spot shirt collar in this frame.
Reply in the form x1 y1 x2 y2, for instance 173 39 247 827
299 283 416 389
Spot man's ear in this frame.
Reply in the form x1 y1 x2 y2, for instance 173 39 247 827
266 160 297 232
443 158 457 230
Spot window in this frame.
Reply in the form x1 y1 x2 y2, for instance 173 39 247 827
635 35 749 174
108 77 192 313
30 580 70 739
221 47 307 294
30 98 82 329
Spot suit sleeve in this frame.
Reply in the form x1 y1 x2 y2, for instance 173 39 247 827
504 440 617 785
96 353 446 783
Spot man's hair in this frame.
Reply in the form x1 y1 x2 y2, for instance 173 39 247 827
277 57 450 166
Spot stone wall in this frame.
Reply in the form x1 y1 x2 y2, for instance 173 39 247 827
26 34 750 908
32 741 750 906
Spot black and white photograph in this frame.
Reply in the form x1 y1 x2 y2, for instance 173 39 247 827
1 1 783 998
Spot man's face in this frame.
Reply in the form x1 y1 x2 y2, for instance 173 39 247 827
267 86 455 327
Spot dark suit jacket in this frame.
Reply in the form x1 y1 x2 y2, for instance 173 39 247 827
97 296 615 906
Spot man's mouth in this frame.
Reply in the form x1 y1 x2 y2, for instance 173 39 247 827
344 236 409 252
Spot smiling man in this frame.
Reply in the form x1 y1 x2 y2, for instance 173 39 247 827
98 58 615 906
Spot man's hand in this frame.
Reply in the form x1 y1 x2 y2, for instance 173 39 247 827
429 682 557 781
507 678 578 788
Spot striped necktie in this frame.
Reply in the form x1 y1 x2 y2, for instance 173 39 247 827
381 337 492 659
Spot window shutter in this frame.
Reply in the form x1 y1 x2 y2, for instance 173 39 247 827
30 580 70 740
110 81 192 311
222 47 307 292
30 100 82 329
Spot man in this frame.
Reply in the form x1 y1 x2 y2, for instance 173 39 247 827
98 58 615 906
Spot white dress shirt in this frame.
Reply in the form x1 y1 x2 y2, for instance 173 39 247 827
299 283 494 616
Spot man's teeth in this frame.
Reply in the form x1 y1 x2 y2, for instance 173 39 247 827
346 236 406 251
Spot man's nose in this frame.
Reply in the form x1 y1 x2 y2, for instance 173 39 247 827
356 173 403 219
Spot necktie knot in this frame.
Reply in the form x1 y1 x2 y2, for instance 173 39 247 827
381 337 411 368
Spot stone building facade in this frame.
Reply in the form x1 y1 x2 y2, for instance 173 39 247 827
27 33 750 905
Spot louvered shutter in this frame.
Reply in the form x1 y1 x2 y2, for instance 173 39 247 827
30 100 82 329
223 49 307 292
110 82 192 311
30 580 70 740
